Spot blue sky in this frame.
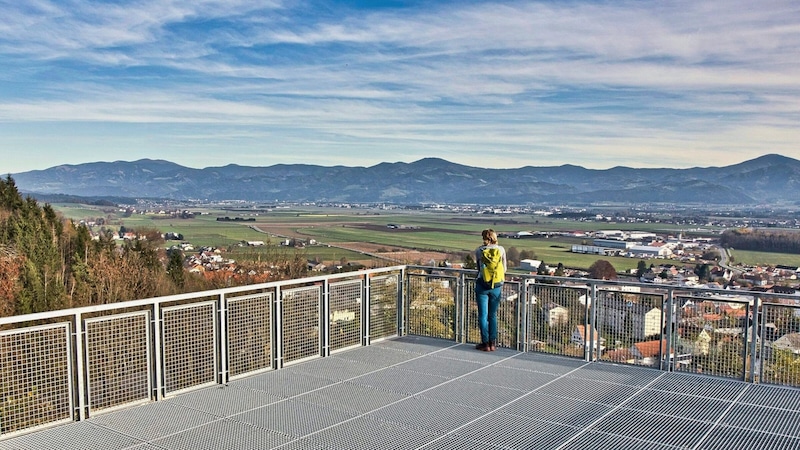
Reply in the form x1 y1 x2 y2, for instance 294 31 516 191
1 0 799 174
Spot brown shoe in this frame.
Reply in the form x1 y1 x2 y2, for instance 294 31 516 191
488 340 497 351
475 342 489 351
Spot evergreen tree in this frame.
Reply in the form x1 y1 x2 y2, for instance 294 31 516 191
554 262 565 277
694 263 711 282
537 261 548 275
167 248 186 288
0 180 67 314
636 260 648 279
462 253 476 270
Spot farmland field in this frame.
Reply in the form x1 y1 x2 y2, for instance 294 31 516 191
49 203 792 271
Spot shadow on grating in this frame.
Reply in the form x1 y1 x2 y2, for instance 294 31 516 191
0 421 144 450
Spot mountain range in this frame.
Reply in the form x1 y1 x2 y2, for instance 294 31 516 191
9 154 800 206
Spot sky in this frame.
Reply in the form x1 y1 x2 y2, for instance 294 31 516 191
1 0 799 174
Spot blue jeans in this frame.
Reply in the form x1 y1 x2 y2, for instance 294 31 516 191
475 280 502 344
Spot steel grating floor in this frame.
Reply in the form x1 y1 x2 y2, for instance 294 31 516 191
3 335 800 450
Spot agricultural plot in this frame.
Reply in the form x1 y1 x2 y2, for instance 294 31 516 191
49 204 790 271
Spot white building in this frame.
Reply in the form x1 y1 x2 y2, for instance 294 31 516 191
628 245 673 258
520 259 542 271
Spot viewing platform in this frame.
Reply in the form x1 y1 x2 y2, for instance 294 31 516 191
2 266 800 448
5 335 800 449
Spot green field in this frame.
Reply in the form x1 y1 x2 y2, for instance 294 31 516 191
49 204 794 271
728 249 800 267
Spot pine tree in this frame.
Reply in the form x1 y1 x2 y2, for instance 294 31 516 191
0 179 67 314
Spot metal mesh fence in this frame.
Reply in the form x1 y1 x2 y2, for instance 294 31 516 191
162 301 217 394
281 286 321 364
227 292 272 378
406 274 456 340
760 302 800 387
6 268 800 440
595 288 666 366
329 280 362 352
465 279 519 349
1 324 72 435
672 296 749 379
85 312 151 413
369 274 400 340
527 284 589 358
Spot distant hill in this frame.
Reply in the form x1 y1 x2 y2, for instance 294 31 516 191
9 154 800 205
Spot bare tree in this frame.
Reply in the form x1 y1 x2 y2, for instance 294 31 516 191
588 259 618 280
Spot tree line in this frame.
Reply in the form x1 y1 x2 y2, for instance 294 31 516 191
720 228 800 256
0 176 306 317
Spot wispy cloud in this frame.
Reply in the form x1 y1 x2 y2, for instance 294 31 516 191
0 0 799 173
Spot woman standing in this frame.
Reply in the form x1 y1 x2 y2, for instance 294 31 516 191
474 229 507 351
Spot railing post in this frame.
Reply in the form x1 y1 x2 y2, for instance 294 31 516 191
750 296 761 383
322 279 331 357
518 278 531 352
363 275 372 346
218 293 228 384
396 269 404 338
587 283 598 362
73 313 86 421
152 302 164 401
273 286 283 369
455 272 465 343
661 289 674 372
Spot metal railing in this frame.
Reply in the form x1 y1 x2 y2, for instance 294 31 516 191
2 265 799 439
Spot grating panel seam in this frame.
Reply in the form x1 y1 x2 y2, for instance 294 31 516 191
496 364 595 378
274 348 535 448
706 421 800 442
680 386 749 448
132 415 294 448
412 357 593 450
159 342 465 432
735 397 800 414
553 371 671 450
364 396 487 435
515 391 638 412
618 405 722 427
697 385 798 448
88 421 170 449
567 427 689 450
641 385 751 404
477 407 587 433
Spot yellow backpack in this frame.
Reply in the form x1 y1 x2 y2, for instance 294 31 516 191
481 247 505 287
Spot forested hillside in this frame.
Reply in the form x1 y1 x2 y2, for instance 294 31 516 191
0 176 305 317
720 228 800 255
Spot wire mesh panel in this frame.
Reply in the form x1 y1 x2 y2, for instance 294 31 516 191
595 288 666 366
369 274 400 340
281 286 322 364
227 292 272 378
329 279 362 352
760 302 800 387
85 312 151 414
672 295 750 380
162 301 217 395
406 274 456 340
0 323 72 436
527 284 589 358
465 279 519 349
